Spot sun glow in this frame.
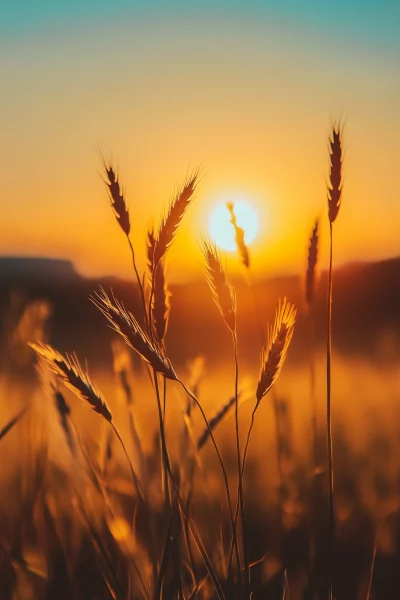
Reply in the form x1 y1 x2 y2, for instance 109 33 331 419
209 201 259 251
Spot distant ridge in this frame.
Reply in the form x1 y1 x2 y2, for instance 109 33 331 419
0 257 77 283
1 254 400 368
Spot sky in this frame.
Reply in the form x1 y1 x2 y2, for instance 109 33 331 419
0 0 399 282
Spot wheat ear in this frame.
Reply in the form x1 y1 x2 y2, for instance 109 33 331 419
153 169 200 269
197 395 236 451
102 163 130 236
202 239 236 333
226 202 250 269
256 299 296 404
152 259 170 343
328 126 343 224
306 220 319 309
92 288 176 380
30 342 145 502
30 342 112 421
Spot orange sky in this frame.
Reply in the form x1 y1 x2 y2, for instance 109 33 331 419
1 7 399 282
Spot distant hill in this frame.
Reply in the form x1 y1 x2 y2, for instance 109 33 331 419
1 256 400 371
0 257 77 283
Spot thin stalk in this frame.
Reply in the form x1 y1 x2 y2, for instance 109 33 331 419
127 235 149 332
154 369 171 517
181 495 198 590
163 376 167 420
177 379 243 584
153 400 226 600
75 491 125 600
128 410 147 493
153 369 173 599
366 532 377 600
177 491 226 600
272 390 285 518
308 311 318 470
148 268 156 341
233 331 250 597
228 403 259 574
111 422 144 504
327 221 335 600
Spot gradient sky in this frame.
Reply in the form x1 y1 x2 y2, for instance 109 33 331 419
1 1 399 282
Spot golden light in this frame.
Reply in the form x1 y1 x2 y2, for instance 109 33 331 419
209 201 259 251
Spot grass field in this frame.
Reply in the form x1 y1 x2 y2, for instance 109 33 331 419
1 127 399 600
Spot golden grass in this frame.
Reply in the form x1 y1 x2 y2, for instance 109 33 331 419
153 169 200 270
0 122 364 599
328 125 343 224
226 202 250 269
202 239 236 333
30 342 112 421
256 299 296 404
306 219 319 310
91 288 176 380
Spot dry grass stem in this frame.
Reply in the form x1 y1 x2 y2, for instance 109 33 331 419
197 395 236 451
0 407 28 442
326 123 344 600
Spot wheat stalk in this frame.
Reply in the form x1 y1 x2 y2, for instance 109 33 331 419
226 202 250 269
306 220 319 310
0 407 28 442
228 299 296 579
328 126 343 224
201 239 246 589
152 259 170 343
102 159 149 331
153 169 200 270
53 386 75 455
30 342 146 505
30 342 112 421
202 240 236 333
256 299 296 405
305 220 319 474
197 395 236 451
326 123 343 600
102 162 130 237
92 287 176 380
147 227 170 342
146 228 156 284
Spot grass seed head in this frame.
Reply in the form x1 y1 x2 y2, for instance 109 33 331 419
30 342 112 421
306 220 319 308
103 162 131 236
328 125 343 224
92 288 177 380
202 239 236 333
256 299 296 404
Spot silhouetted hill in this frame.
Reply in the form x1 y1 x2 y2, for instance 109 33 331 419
1 256 400 371
0 257 77 283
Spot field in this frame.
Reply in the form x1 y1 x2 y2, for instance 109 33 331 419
1 127 400 600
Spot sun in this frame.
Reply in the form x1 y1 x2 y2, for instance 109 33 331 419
209 201 259 251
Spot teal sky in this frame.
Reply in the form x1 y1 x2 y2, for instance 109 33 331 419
2 0 399 51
